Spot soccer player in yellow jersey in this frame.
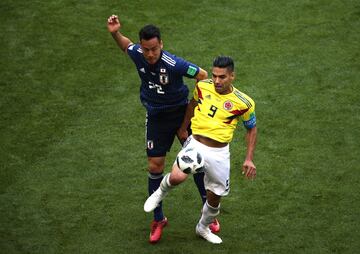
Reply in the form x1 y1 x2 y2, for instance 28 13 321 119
144 56 257 244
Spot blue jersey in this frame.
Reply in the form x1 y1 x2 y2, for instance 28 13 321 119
127 43 200 114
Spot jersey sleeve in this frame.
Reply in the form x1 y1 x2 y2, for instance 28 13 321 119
193 80 207 101
173 56 200 79
240 95 256 129
126 43 140 61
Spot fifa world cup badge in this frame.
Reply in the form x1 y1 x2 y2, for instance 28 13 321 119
159 68 169 85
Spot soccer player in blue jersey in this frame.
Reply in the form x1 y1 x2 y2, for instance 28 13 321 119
107 14 220 243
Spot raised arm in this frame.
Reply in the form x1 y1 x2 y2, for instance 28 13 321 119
107 14 133 53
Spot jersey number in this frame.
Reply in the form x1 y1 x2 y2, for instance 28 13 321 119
149 82 165 94
208 105 218 117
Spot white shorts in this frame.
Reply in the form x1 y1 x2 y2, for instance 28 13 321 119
182 135 230 196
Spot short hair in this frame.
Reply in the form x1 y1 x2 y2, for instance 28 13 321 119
213 56 234 72
139 24 161 41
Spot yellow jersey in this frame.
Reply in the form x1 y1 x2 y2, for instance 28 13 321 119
191 79 256 143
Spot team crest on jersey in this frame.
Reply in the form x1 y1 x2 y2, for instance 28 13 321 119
147 140 154 150
223 100 233 110
159 68 169 85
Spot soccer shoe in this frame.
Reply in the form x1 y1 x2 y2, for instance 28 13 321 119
209 218 220 234
196 223 222 244
149 217 168 244
144 188 166 213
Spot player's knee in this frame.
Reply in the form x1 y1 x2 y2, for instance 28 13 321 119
169 167 188 186
148 157 165 173
206 191 221 208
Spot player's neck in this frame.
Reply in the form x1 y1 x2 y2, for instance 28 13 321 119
221 85 233 95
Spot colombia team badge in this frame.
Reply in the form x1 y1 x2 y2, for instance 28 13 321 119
223 100 233 111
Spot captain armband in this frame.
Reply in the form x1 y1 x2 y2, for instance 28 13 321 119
243 114 257 129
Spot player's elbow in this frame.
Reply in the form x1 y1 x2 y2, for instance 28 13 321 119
247 126 257 136
197 68 208 81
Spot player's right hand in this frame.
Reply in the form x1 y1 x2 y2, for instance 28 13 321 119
242 160 256 179
177 127 189 145
107 14 121 33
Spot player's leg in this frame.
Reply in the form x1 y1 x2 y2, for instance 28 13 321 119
195 191 223 244
144 159 189 212
177 124 219 232
147 157 168 244
187 136 222 233
145 113 172 243
187 140 220 232
192 172 207 204
200 191 221 226
147 157 166 220
195 143 230 243
193 170 220 233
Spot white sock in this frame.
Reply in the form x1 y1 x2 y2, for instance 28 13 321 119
199 201 220 228
160 173 173 193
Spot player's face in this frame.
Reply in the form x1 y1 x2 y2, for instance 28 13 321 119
140 37 163 65
212 67 234 94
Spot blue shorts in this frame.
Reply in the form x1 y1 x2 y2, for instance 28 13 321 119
146 105 187 157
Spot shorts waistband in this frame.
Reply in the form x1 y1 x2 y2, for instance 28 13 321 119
189 135 229 152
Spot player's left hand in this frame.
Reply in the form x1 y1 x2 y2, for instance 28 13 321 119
242 160 256 179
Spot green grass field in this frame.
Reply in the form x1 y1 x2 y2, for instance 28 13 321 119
1 0 359 253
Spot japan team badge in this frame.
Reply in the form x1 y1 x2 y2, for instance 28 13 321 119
159 68 169 85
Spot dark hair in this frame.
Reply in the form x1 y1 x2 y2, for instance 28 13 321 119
139 24 161 41
213 56 234 72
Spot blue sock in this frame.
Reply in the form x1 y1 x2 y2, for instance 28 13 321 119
193 172 207 204
148 172 164 221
